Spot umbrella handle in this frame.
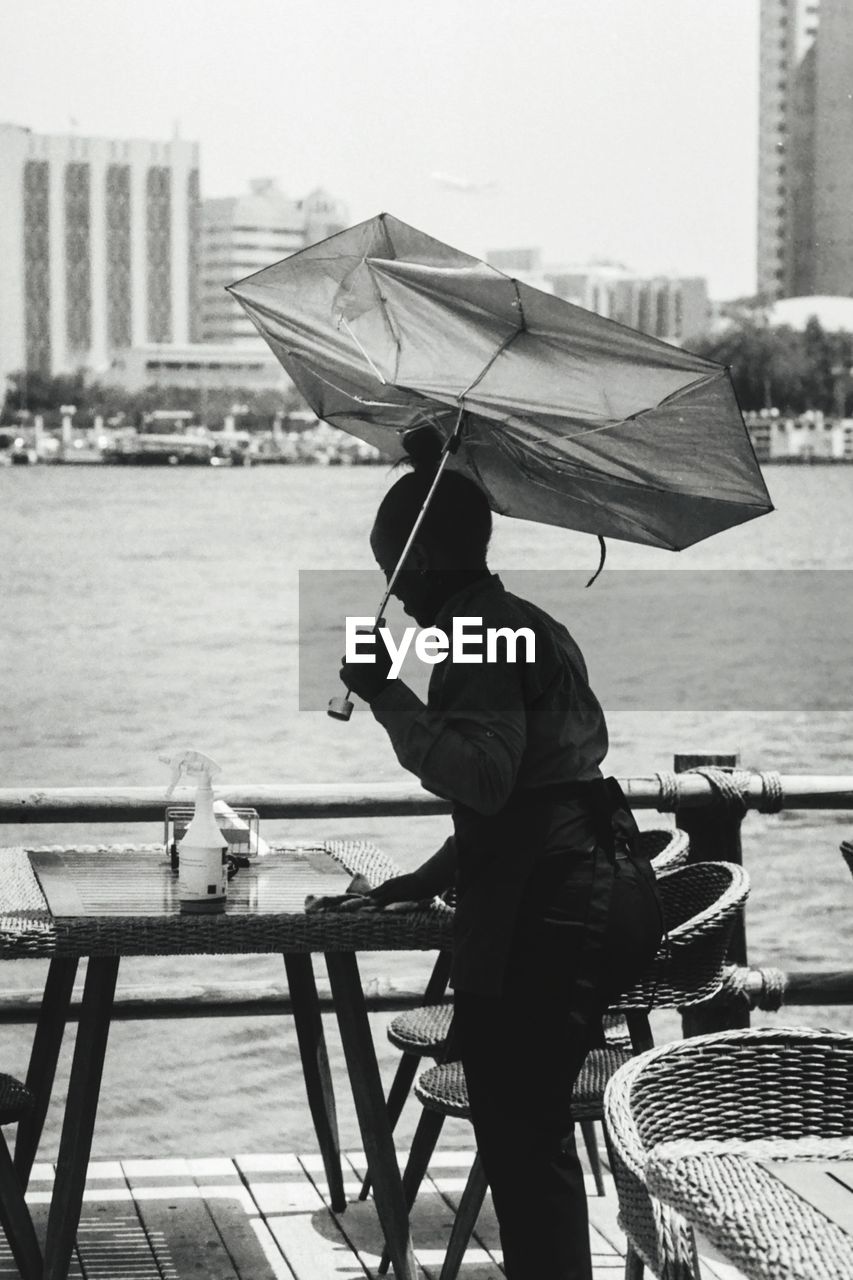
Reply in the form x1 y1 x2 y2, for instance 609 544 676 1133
327 614 386 722
328 693 354 721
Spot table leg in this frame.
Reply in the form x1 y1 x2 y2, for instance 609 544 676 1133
325 951 418 1280
15 958 79 1191
282 953 346 1213
43 956 119 1280
0 1131 42 1279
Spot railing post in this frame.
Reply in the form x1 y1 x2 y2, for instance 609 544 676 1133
674 752 750 1034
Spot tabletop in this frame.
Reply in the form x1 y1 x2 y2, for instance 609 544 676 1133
0 841 453 958
645 1138 853 1280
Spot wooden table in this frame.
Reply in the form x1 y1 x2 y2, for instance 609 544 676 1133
0 842 452 1280
645 1139 853 1280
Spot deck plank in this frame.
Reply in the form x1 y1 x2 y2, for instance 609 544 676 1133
187 1156 298 1280
123 1156 238 1279
1 1149 640 1279
301 1151 431 1279
345 1148 501 1279
236 1152 370 1280
26 1160 124 1280
307 1151 435 1280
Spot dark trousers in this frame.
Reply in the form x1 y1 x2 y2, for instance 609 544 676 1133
452 847 664 1280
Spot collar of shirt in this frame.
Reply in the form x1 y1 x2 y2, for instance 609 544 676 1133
434 571 503 630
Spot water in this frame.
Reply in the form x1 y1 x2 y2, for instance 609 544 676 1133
1 464 852 1157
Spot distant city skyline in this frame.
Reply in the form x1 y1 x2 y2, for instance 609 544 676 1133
0 110 713 390
0 121 353 388
0 0 759 299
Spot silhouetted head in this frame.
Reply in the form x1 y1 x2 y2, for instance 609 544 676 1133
370 426 492 625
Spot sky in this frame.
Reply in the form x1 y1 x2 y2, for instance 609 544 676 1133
1 0 760 299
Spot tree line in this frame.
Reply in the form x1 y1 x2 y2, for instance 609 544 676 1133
5 314 853 424
692 316 853 415
1 370 302 425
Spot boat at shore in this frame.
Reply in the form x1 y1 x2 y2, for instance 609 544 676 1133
99 408 250 465
101 429 249 466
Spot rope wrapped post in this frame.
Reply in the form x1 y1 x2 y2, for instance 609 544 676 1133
673 753 751 1035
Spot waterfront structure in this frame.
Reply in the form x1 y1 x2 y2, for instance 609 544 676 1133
201 181 348 344
485 249 710 345
745 408 853 460
0 121 200 390
758 0 853 300
107 341 290 394
767 292 853 331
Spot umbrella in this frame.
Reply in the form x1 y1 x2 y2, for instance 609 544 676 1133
228 212 772 551
228 213 773 717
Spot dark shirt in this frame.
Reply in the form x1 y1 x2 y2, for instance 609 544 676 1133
370 573 609 818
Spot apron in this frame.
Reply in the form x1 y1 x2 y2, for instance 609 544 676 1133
450 776 649 1007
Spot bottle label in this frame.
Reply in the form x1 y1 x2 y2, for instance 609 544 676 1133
179 844 228 900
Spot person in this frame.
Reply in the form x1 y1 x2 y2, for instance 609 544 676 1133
334 431 665 1280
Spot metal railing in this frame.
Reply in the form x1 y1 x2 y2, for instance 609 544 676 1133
1 756 851 1030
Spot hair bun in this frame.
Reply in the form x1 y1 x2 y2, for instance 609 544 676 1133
401 425 444 473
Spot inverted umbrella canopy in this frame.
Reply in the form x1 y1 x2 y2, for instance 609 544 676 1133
228 213 772 550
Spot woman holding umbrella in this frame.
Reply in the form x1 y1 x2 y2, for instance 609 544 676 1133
337 430 665 1280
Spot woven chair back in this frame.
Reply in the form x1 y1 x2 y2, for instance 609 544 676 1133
626 1026 853 1146
610 861 749 1012
639 827 690 874
604 1028 853 1280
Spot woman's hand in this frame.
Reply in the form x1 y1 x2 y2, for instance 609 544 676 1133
368 873 428 907
339 641 393 704
304 872 429 914
304 892 373 913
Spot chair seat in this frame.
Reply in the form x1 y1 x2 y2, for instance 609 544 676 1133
0 1075 33 1126
415 1045 632 1122
390 1002 636 1058
388 1003 453 1055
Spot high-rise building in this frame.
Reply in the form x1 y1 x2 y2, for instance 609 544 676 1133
200 181 348 344
486 250 710 345
758 0 853 300
0 122 200 389
548 266 709 345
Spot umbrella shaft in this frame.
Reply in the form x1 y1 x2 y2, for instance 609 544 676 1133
377 411 463 617
343 407 464 699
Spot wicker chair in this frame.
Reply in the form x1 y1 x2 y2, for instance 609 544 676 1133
604 1027 853 1280
0 1074 41 1279
379 859 748 1280
361 828 690 1204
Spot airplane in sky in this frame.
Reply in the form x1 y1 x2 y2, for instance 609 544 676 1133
430 171 499 194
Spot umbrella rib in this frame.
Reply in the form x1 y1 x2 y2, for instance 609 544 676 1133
285 351 417 410
516 471 672 546
464 371 722 445
339 317 388 385
458 279 526 402
496 428 774 510
338 258 403 384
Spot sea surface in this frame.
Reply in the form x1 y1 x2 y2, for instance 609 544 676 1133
1 464 852 1157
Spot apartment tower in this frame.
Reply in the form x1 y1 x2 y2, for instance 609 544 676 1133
0 122 200 388
758 0 853 299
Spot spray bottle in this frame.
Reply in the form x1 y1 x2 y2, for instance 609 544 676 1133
163 749 228 913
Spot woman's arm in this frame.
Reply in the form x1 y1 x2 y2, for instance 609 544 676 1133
411 835 457 893
368 661 527 815
369 835 458 905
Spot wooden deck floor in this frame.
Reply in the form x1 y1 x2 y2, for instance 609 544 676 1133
3 1146 739 1279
